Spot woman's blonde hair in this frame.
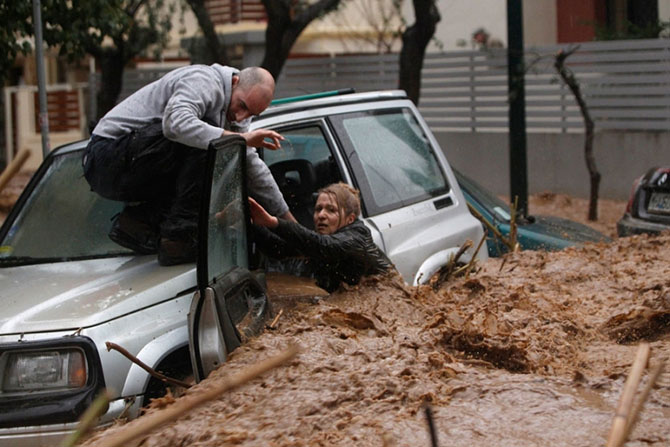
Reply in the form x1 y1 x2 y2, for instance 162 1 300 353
317 182 361 218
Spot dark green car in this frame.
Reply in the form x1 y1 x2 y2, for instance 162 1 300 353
454 169 611 257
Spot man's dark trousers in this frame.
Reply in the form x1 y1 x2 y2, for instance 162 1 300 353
83 120 207 247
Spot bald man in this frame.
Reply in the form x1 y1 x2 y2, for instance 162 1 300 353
83 64 293 265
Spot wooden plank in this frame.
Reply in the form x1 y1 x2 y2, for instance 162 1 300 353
590 109 670 119
423 57 509 70
596 120 670 130
585 73 670 84
421 69 509 79
585 97 670 107
557 63 670 75
558 51 670 65
582 86 670 96
528 38 670 54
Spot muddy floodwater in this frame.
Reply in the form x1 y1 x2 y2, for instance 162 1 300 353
2 173 668 445
80 232 670 447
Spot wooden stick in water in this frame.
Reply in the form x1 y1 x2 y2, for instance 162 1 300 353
106 342 192 389
622 359 665 443
269 308 284 329
93 345 299 447
606 342 650 447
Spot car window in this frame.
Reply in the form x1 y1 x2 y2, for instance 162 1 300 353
204 143 248 283
0 150 129 263
262 126 341 228
453 168 512 222
330 108 449 215
264 127 331 167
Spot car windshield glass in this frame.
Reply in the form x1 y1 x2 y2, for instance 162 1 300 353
0 149 130 264
453 168 512 222
332 108 449 213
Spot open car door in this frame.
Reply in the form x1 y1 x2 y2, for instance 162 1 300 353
188 136 270 383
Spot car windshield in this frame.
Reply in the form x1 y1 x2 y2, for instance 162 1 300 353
0 148 130 265
453 168 512 222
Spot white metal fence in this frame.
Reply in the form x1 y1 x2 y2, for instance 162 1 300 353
44 37 670 141
275 38 670 132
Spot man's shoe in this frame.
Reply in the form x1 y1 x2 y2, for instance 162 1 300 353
157 237 197 266
108 210 159 254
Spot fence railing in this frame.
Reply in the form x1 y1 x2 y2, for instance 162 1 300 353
53 38 670 141
275 38 670 132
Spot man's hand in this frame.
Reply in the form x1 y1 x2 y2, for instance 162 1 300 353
248 197 279 228
215 199 243 224
242 129 284 150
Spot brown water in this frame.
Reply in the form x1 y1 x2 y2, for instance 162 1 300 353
81 233 670 447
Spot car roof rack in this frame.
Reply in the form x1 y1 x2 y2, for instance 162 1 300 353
270 88 356 105
257 89 408 120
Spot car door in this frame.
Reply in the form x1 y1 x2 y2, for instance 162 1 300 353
188 136 270 383
328 105 485 284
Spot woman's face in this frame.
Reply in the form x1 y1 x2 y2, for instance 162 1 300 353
314 193 348 235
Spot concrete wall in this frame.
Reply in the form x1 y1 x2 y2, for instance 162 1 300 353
434 130 670 200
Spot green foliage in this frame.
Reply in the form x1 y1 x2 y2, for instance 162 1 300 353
0 0 175 84
0 0 34 83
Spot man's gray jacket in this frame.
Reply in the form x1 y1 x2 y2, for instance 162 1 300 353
92 63 288 216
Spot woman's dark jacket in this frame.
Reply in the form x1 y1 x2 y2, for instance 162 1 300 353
251 219 393 292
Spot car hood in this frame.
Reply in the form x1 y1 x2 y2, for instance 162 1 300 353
0 256 196 335
517 214 611 248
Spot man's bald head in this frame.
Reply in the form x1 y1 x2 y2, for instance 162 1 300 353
238 67 275 93
228 67 276 123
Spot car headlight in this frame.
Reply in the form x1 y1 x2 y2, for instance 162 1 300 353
1 348 87 394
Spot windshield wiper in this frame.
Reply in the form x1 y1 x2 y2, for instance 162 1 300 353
0 252 136 267
0 256 70 266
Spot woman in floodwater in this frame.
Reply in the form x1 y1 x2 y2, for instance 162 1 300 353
249 182 393 292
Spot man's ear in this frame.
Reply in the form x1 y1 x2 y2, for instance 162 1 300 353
231 75 239 87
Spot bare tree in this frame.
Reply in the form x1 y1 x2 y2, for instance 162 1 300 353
554 46 600 221
327 0 404 54
398 0 440 105
260 0 342 80
184 0 230 64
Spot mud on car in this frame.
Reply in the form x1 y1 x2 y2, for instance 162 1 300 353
0 90 485 445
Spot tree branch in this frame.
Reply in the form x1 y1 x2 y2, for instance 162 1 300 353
106 342 192 389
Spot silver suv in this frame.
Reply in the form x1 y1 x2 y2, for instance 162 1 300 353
0 90 485 446
254 90 487 284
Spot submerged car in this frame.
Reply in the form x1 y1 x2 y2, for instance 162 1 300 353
453 168 611 256
617 166 670 236
0 90 485 445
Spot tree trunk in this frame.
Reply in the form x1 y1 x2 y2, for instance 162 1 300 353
95 48 126 120
554 48 600 221
261 0 298 79
398 0 440 105
260 0 341 80
185 0 229 65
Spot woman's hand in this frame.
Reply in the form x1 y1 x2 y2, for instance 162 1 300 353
242 129 284 150
248 197 279 228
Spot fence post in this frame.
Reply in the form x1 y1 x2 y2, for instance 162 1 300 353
470 52 476 132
